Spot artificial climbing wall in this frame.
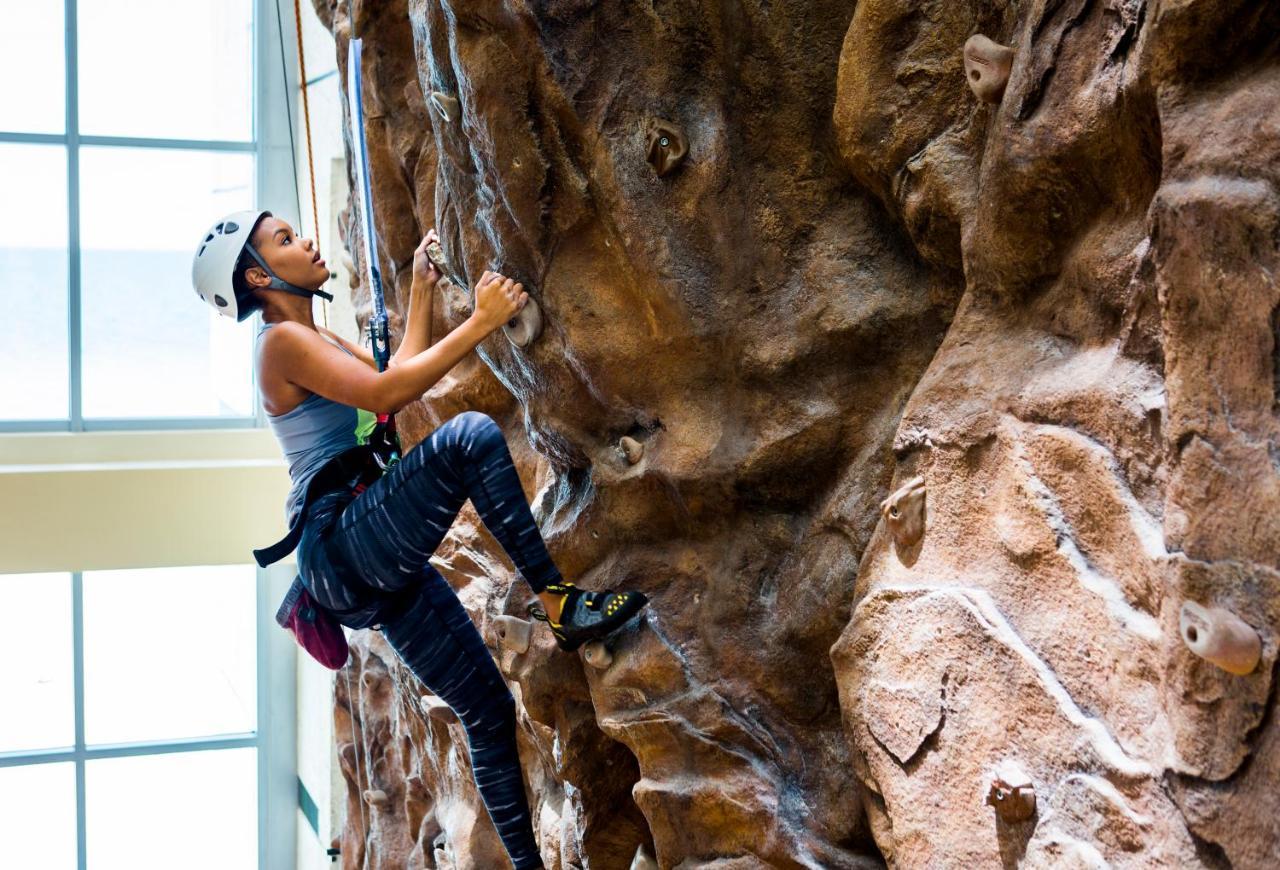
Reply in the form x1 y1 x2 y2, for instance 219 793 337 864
314 0 1280 867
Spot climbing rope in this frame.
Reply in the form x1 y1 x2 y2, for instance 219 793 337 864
291 0 324 265
341 666 370 854
273 0 329 329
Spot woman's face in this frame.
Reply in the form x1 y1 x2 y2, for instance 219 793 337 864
247 216 328 291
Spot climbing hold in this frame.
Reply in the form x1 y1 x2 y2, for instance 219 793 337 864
630 843 659 870
583 640 613 670
1180 601 1262 676
986 776 1036 823
423 240 468 291
420 693 460 724
425 240 451 274
360 671 377 688
880 475 927 552
645 118 688 177
427 238 542 347
494 615 533 655
363 788 389 807
986 763 1035 823
429 91 460 125
619 435 645 465
504 295 543 348
433 832 451 867
963 35 1014 104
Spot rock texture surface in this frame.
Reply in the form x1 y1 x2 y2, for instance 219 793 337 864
315 0 1280 866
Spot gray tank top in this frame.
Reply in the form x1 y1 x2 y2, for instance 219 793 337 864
258 321 378 526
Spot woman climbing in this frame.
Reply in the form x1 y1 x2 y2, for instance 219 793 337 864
190 209 648 870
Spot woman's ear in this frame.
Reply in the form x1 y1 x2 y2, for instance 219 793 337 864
245 265 271 289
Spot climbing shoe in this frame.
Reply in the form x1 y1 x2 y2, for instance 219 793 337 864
527 581 648 652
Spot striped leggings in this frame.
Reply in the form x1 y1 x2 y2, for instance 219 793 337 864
298 411 561 870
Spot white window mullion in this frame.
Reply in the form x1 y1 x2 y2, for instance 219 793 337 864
66 0 81 431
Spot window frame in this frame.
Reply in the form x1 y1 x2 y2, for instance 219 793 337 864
0 0 300 433
0 563 297 870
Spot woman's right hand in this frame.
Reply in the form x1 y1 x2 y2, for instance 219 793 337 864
472 270 527 333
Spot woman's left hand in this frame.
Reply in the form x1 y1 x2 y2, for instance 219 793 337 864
412 228 442 287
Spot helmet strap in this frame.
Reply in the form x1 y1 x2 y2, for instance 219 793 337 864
242 244 335 303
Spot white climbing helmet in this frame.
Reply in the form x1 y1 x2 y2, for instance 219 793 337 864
191 209 333 322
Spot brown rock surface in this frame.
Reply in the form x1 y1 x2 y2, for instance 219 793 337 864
315 0 1280 866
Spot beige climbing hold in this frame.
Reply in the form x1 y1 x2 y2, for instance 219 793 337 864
630 844 659 870
494 615 533 655
504 295 543 348
421 693 460 724
619 435 644 465
360 670 377 688
425 240 451 274
881 475 927 551
583 641 613 670
1180 601 1261 676
429 91 460 124
424 239 467 291
363 788 390 807
963 35 1014 104
645 118 688 177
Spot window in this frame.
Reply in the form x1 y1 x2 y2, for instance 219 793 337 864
0 565 282 869
0 0 296 432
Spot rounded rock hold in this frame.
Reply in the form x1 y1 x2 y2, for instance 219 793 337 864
428 239 543 348
963 35 1014 104
429 91 460 125
645 118 688 177
619 435 645 465
583 640 613 670
880 475 927 552
504 295 543 348
1180 600 1262 676
494 615 533 655
363 788 390 808
420 693 460 724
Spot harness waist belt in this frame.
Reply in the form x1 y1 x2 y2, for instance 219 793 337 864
253 444 381 568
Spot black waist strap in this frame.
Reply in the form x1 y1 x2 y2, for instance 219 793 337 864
254 444 380 567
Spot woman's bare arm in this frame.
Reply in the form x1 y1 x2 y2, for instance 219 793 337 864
317 326 378 370
265 270 526 414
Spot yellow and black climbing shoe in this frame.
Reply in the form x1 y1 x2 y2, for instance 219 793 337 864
527 581 649 653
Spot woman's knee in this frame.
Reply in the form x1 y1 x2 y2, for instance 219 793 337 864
450 411 505 454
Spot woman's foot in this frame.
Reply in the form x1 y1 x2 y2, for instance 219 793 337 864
528 581 648 652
